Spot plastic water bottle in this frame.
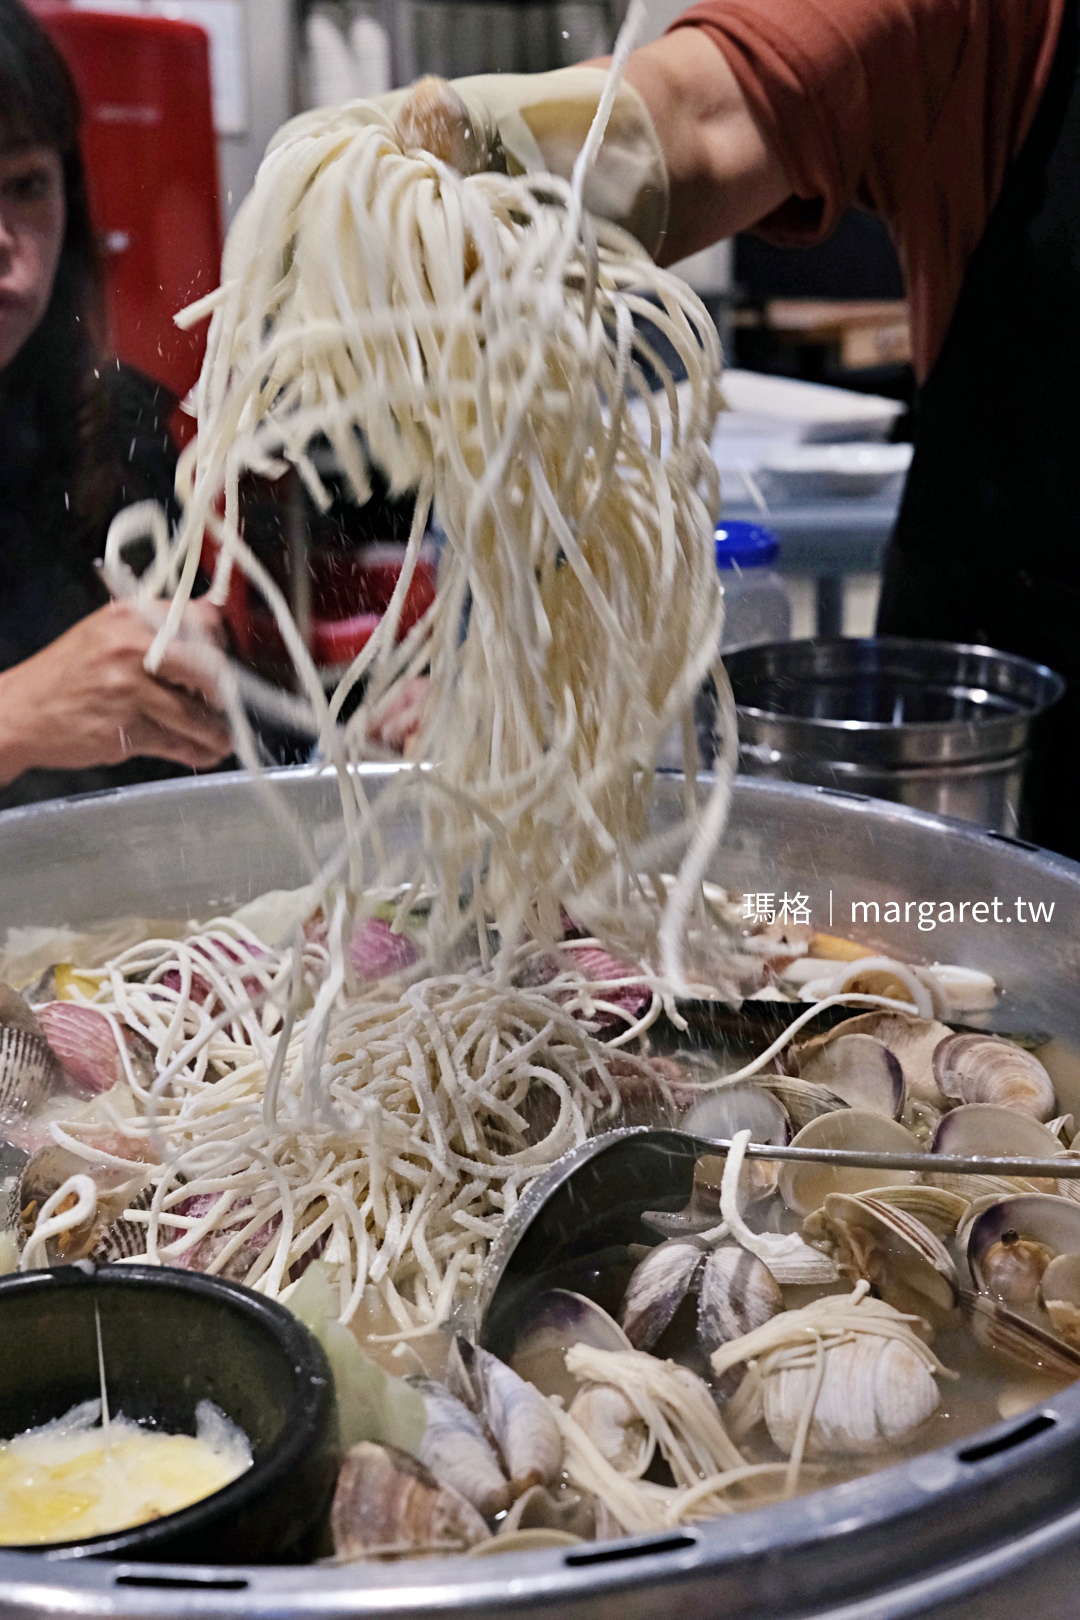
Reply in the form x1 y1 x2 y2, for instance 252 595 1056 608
657 520 790 768
716 520 791 649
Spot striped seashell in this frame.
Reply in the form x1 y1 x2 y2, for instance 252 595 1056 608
38 1002 147 1097
559 946 651 1022
90 1184 154 1264
0 985 61 1115
349 917 420 983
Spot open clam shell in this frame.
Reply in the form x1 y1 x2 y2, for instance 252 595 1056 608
618 1239 705 1351
803 1193 958 1327
933 1034 1056 1121
508 1289 630 1406
12 1144 148 1262
967 1194 1080 1305
797 1011 953 1107
961 1289 1080 1381
778 1110 921 1215
797 1034 904 1120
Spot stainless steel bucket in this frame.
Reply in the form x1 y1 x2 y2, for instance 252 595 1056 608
2 766 1080 1620
722 637 1066 833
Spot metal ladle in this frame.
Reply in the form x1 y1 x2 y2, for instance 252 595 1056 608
476 1126 1080 1356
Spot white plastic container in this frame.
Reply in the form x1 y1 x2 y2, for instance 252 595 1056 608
716 520 791 649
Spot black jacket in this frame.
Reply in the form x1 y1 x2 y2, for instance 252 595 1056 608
0 362 194 810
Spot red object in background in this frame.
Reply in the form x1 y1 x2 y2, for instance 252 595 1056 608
205 536 439 673
32 5 221 408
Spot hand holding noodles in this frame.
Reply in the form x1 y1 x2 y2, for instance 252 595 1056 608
107 20 735 988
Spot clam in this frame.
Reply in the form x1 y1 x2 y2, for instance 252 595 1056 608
11 1144 147 1262
1040 1254 1080 1347
508 1289 630 1406
778 1110 921 1215
763 1334 941 1458
618 1239 705 1351
797 1034 904 1120
854 1184 969 1240
797 1011 953 1107
0 985 61 1115
410 1377 511 1519
803 1194 958 1328
961 1290 1080 1381
681 1081 789 1146
932 1034 1056 1121
681 1082 788 1203
696 1245 783 1358
967 1194 1080 1305
37 1002 153 1097
331 1441 491 1560
932 1104 1064 1190
758 1076 847 1132
567 1383 649 1472
447 1338 562 1497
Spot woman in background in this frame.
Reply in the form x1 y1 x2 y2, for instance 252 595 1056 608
0 0 230 808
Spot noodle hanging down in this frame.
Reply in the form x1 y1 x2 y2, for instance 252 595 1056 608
103 13 737 991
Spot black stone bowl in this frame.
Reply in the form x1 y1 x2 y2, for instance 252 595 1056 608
0 1264 339 1562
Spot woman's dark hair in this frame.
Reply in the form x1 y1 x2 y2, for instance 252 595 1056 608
0 0 112 553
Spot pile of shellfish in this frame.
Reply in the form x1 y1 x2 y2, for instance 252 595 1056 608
325 1001 1080 1557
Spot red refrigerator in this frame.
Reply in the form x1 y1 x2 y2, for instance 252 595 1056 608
31 4 222 409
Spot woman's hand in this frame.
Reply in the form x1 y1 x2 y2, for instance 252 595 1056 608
0 600 234 786
365 675 430 756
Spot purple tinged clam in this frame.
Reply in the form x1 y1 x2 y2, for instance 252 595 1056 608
798 1034 905 1120
618 1239 706 1351
967 1193 1080 1305
508 1289 630 1406
931 1104 1064 1170
932 1033 1056 1120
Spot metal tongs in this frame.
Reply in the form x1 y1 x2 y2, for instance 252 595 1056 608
695 1137 1080 1181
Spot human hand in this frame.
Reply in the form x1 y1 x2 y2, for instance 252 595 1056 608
0 599 233 785
389 67 668 254
365 675 430 756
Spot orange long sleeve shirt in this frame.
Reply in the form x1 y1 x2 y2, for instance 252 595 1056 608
669 0 1068 380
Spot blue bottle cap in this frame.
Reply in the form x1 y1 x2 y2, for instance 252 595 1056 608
715 520 779 569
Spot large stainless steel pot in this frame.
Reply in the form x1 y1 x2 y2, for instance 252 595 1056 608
721 637 1066 834
2 766 1080 1620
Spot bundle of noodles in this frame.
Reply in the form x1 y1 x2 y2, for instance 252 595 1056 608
103 16 737 990
62 932 654 1327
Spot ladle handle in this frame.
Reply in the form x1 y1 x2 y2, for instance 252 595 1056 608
699 1137 1080 1179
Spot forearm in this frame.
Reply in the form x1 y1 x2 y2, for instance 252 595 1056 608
0 664 38 787
621 30 790 263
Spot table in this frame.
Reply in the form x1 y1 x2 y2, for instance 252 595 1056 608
722 487 903 635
